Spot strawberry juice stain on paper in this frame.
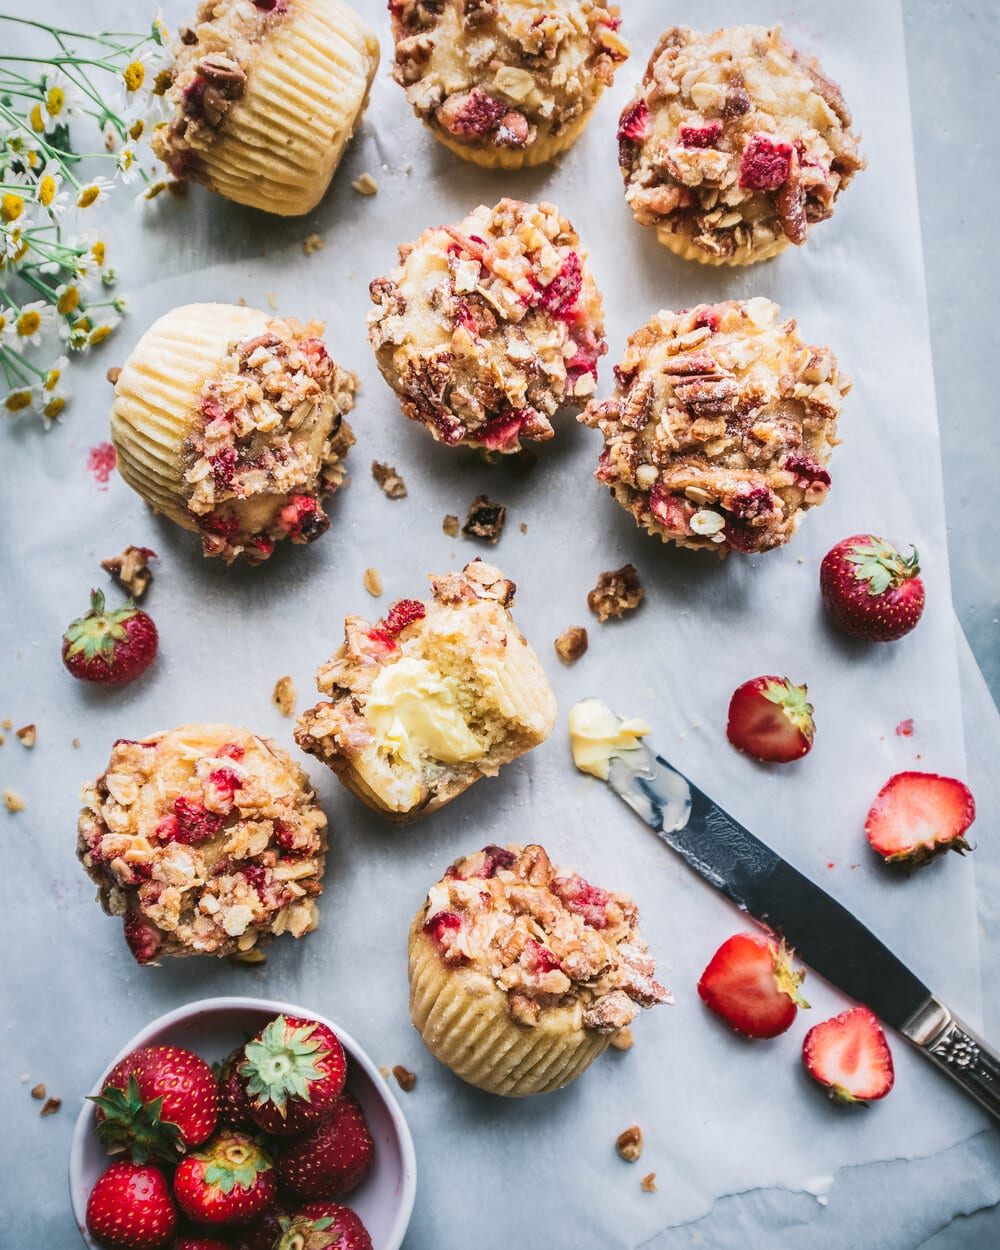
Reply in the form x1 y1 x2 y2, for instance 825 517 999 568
87 442 116 489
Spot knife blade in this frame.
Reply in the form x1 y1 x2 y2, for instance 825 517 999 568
599 727 1000 1122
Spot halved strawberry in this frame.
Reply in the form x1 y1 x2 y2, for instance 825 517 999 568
726 676 814 763
802 1006 894 1103
820 534 925 642
865 771 975 868
697 932 808 1039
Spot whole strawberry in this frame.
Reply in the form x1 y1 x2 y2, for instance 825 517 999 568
216 1046 254 1129
802 1006 895 1104
62 589 158 685
230 1207 290 1250
86 1160 177 1250
698 933 808 1039
276 1094 374 1200
820 534 925 642
276 1203 372 1250
174 1131 276 1228
865 771 976 868
726 676 815 764
93 1046 220 1163
239 1015 346 1138
172 1240 232 1250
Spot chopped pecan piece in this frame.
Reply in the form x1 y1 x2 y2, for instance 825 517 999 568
40 1097 62 1116
391 1064 416 1091
442 514 459 537
15 724 36 748
588 565 644 623
616 1124 643 1162
610 1027 634 1052
641 1172 657 1192
462 495 506 543
102 545 156 599
554 626 588 665
272 675 296 717
372 460 408 498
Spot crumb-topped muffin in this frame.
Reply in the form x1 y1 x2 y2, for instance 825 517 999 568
296 561 557 819
409 843 671 1096
618 25 866 265
581 298 849 554
112 303 356 563
389 0 628 169
368 199 607 453
77 725 328 964
152 0 379 215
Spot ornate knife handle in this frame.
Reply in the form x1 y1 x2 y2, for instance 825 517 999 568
903 996 1000 1123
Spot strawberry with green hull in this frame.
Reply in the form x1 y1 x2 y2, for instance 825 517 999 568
62 589 158 685
726 676 815 764
802 1006 895 1104
276 1094 374 1201
275 1203 372 1250
231 1207 290 1250
174 1131 276 1228
239 1016 346 1138
865 772 976 868
698 933 808 1039
93 1046 220 1163
820 534 926 642
86 1160 178 1250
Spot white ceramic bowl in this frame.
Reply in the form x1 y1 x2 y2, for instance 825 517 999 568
69 996 417 1248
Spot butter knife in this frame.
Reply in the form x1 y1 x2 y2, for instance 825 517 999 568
597 728 1000 1122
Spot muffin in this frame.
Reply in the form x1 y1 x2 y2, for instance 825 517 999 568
152 0 379 215
409 843 671 1096
580 298 849 555
111 303 357 563
295 561 556 820
389 0 627 169
77 725 328 963
368 198 607 453
617 24 866 265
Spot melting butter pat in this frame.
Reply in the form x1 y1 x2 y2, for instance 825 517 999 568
365 657 483 768
569 698 651 780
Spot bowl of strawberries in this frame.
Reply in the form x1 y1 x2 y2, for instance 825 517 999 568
69 997 417 1250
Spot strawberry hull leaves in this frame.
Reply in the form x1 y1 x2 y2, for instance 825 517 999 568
275 1203 373 1250
173 1130 276 1228
239 1015 346 1137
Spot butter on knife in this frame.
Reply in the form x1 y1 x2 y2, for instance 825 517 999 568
569 698 651 780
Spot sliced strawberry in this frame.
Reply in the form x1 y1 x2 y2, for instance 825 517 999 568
802 1006 894 1103
865 771 975 868
698 933 808 1039
726 676 814 764
820 534 925 642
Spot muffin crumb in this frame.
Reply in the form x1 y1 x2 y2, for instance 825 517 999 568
616 1125 643 1162
610 1027 634 1051
102 545 156 600
443 514 460 538
230 948 267 966
302 233 325 255
391 1064 416 1092
641 1172 657 1192
72 738 81 749
15 724 36 748
463 495 506 543
363 567 383 597
588 565 644 622
3 789 25 813
520 522 528 534
273 676 296 717
372 460 408 499
555 627 588 665
352 172 378 196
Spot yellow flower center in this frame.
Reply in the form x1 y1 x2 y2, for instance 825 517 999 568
129 119 145 141
43 395 65 419
91 241 106 265
44 368 61 391
27 150 38 168
45 86 65 116
73 316 93 333
0 315 5 332
90 324 112 345
57 287 80 315
153 68 172 97
4 390 33 412
29 103 44 133
77 185 100 208
16 310 41 338
120 150 134 170
38 174 56 207
1 193 24 223
123 62 145 92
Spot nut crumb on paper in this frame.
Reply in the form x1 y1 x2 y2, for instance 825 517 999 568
442 514 459 538
272 675 296 717
610 1027 634 1051
363 567 383 597
2 719 11 729
30 1084 45 1100
15 724 35 748
641 1173 657 1192
463 495 506 543
555 627 588 665
520 522 527 534
352 172 378 195
72 738 81 749
616 1125 643 1162
378 1066 389 1078
102 545 156 599
106 367 121 385
391 1065 416 1092
40 1097 61 1116
588 564 644 623
302 233 324 255
371 460 407 499
4 789 25 813
267 292 277 310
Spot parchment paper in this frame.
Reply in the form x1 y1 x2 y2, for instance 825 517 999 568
1 1 995 1245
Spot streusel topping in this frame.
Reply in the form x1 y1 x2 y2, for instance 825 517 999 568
368 198 607 453
418 843 671 1031
581 298 849 554
77 725 327 962
618 25 865 262
390 0 627 154
182 316 356 563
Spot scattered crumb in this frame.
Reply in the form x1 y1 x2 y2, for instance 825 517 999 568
463 495 506 543
391 1065 416 1092
363 567 383 597
352 172 378 196
238 297 247 306
102 545 156 599
40 1097 62 1116
267 292 277 310
302 233 324 255
272 675 296 717
554 626 588 665
230 948 267 966
610 1027 634 1052
616 1125 643 1162
442 514 459 538
30 1084 45 1100
895 718 915 737
378 1066 390 1078
371 460 407 499
588 564 644 623
106 366 121 385
3 718 12 729
641 1173 657 1193
520 522 527 534
72 738 80 749
0 734 5 746
15 724 35 748
3 789 25 813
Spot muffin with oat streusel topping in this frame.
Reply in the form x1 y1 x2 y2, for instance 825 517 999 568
296 561 557 820
77 725 328 964
389 0 628 169
618 24 865 265
152 0 379 215
409 843 671 1096
581 298 850 555
111 303 357 564
368 199 607 453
